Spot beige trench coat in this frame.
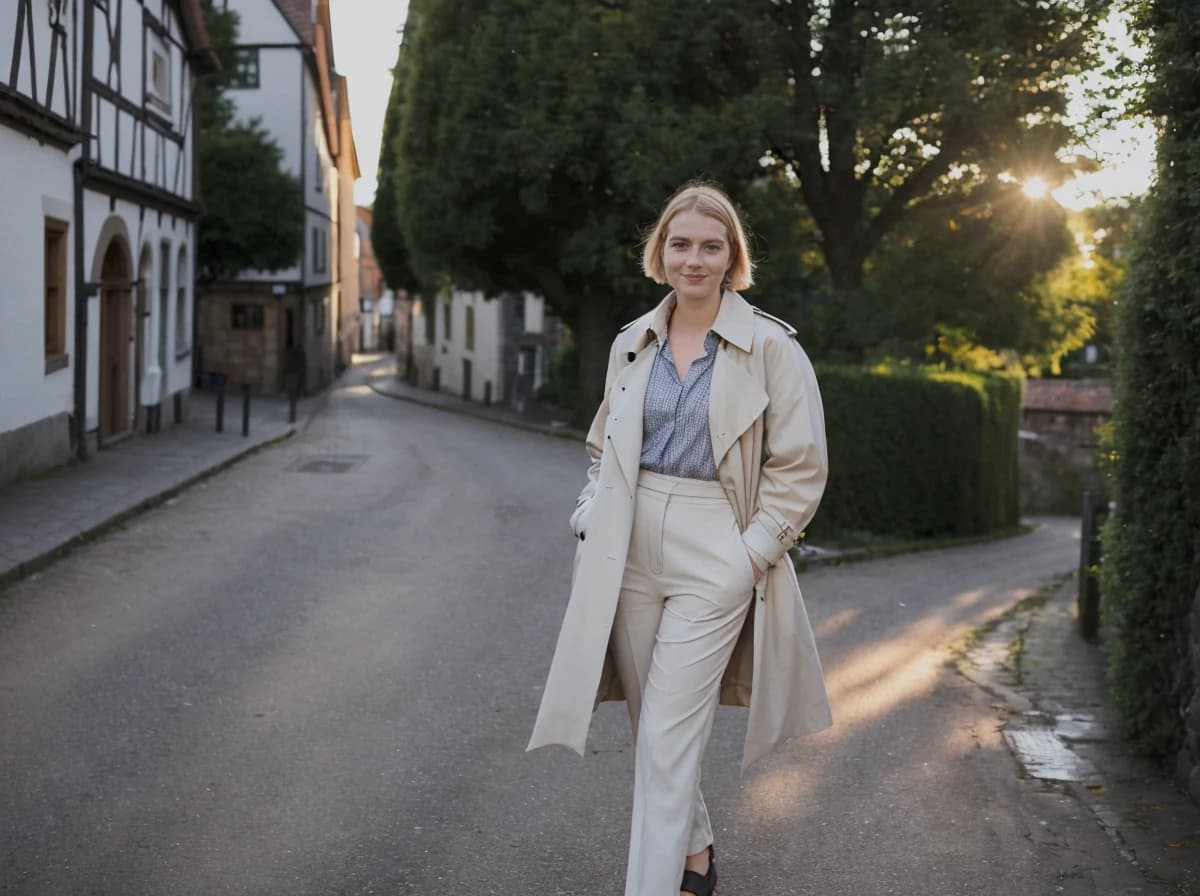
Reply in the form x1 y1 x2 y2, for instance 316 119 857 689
527 290 832 769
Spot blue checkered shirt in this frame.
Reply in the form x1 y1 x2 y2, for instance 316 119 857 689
639 330 719 480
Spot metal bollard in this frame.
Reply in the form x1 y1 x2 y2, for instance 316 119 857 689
1078 489 1105 640
241 383 251 437
215 381 225 433
287 374 298 424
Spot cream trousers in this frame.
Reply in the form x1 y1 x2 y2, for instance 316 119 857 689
612 470 756 896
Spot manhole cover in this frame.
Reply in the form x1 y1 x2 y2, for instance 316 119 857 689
288 454 368 474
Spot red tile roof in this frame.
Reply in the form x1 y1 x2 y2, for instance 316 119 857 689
1024 379 1115 414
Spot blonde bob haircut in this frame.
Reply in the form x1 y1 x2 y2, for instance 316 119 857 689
642 182 755 292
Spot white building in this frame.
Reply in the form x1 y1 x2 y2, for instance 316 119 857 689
410 290 561 410
0 0 217 485
196 0 359 394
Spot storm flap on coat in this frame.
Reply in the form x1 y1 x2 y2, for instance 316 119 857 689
527 290 832 769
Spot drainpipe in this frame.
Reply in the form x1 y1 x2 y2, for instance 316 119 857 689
73 0 95 461
72 159 88 462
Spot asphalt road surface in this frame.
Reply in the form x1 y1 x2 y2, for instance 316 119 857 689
0 371 1156 895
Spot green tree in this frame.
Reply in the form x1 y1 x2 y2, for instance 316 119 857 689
1102 0 1200 763
756 0 1113 344
196 0 302 281
371 41 421 294
382 0 768 397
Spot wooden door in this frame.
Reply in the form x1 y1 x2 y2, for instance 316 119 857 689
98 245 131 438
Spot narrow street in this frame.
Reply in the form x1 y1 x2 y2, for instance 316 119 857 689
0 373 1159 895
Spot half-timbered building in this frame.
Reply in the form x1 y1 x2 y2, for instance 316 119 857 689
195 0 359 395
0 0 217 485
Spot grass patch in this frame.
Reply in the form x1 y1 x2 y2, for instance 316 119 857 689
955 571 1074 663
794 523 1035 572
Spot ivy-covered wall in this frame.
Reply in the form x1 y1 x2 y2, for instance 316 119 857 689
1101 0 1200 796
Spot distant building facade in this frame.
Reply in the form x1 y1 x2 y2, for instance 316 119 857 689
410 289 563 410
195 0 359 395
0 0 217 485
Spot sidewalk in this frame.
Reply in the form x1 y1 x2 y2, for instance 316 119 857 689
964 578 1200 892
0 385 324 591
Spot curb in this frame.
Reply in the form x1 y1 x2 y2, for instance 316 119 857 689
0 428 297 594
366 374 587 442
367 372 1046 573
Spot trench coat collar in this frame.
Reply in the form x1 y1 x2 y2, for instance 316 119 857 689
606 290 763 496
643 290 756 353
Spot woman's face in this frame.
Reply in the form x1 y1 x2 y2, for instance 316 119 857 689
662 209 731 304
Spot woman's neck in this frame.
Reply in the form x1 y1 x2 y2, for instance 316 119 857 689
670 289 723 334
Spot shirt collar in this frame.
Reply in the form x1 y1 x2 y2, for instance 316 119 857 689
645 290 756 353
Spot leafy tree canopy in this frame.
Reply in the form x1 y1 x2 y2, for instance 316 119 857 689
383 0 770 394
379 0 1114 393
196 0 303 281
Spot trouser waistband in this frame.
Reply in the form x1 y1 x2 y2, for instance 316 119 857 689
636 468 727 499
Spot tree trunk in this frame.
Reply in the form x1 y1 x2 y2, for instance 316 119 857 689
820 232 867 361
574 294 614 425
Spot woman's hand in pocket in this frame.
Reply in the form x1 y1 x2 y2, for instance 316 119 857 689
747 552 762 582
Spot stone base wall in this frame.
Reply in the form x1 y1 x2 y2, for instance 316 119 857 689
0 412 73 487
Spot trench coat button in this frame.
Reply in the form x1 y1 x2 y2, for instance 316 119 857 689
579 532 585 541
627 351 636 362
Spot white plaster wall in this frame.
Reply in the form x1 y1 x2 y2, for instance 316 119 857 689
2 0 75 121
436 290 504 403
0 131 75 433
227 48 303 177
228 0 302 45
525 293 546 334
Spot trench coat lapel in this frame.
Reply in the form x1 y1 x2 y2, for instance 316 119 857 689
605 335 657 498
710 293 768 472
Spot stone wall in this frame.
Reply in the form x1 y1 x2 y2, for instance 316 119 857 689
0 412 72 488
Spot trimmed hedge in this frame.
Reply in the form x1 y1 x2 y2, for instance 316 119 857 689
810 365 1023 539
1100 0 1200 764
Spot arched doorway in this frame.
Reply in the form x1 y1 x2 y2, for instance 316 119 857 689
98 239 132 439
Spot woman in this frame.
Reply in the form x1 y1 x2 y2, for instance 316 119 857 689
528 182 832 896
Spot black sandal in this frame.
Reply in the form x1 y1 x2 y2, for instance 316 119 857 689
680 845 717 896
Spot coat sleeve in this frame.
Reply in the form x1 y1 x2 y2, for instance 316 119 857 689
568 336 621 538
740 334 829 567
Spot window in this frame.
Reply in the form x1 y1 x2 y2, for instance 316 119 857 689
145 31 171 116
442 298 451 340
465 305 475 351
314 296 327 334
315 141 323 192
175 248 189 354
312 227 327 273
44 218 68 371
423 299 434 343
228 48 260 89
232 304 264 330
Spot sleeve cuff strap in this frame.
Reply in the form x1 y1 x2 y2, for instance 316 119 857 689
742 517 790 568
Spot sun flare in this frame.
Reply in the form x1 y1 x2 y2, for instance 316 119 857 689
1022 177 1050 200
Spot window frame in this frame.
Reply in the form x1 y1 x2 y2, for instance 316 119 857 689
175 247 190 358
144 30 172 118
44 218 69 373
228 47 260 89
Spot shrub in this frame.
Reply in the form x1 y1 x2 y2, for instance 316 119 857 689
810 365 1023 539
1100 0 1200 764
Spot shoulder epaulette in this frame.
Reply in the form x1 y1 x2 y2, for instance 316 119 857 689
751 306 798 338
